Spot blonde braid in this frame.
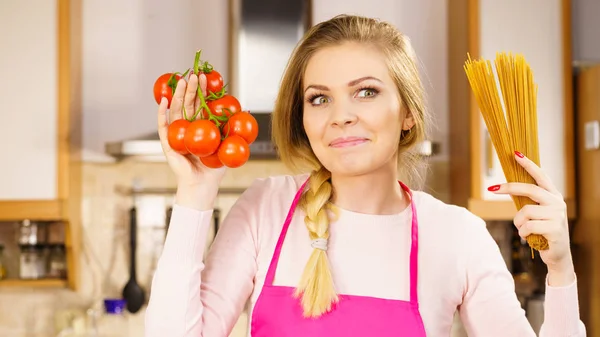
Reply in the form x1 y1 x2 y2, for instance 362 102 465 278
294 166 338 318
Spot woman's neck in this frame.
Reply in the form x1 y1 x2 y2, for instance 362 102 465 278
330 168 409 215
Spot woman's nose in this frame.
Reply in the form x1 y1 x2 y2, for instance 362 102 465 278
330 101 358 127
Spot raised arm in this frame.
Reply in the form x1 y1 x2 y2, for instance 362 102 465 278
144 179 265 337
145 71 262 336
458 214 586 337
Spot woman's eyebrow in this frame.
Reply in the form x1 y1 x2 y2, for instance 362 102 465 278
304 76 383 93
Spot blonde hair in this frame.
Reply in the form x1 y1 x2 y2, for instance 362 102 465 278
271 14 429 318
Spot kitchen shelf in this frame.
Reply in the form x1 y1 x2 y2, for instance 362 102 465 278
468 198 577 221
0 200 64 222
0 279 68 288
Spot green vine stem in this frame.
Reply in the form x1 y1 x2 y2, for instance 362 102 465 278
206 84 228 100
200 61 214 73
170 68 190 83
194 50 201 74
183 106 189 121
182 50 212 121
191 50 208 121
167 69 190 98
188 50 226 127
178 50 231 127
222 122 231 140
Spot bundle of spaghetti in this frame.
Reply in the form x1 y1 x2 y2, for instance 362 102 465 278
464 52 548 251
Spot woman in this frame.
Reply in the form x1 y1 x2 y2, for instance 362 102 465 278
145 15 585 336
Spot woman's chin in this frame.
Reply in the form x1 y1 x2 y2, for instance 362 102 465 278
324 156 382 177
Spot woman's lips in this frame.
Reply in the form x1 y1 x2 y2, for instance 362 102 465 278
329 137 370 148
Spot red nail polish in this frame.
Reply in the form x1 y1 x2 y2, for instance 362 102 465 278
487 184 501 192
514 150 524 158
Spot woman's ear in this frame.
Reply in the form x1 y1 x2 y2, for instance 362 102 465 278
402 111 416 131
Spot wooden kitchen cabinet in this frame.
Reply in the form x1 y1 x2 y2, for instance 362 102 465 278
448 0 576 220
572 63 600 337
0 1 58 202
0 0 81 221
0 0 82 290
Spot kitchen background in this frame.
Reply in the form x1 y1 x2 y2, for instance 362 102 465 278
0 0 599 336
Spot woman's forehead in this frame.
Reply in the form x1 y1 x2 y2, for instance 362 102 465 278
303 43 391 88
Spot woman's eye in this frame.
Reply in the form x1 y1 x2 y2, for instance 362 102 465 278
311 96 330 105
357 88 377 98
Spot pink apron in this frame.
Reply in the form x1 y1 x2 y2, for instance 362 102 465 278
250 180 427 336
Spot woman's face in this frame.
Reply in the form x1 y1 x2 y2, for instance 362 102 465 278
302 42 414 177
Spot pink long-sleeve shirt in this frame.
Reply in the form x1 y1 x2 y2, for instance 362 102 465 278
144 174 586 336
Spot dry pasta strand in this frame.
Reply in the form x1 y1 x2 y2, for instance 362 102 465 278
464 52 548 251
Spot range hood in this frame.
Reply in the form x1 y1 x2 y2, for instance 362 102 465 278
105 0 439 161
106 0 308 161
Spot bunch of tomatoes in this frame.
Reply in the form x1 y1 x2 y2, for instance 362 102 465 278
153 50 258 169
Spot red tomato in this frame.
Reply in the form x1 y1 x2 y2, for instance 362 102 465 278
218 135 250 168
167 119 190 154
204 95 241 119
222 112 259 144
183 120 221 157
154 73 181 108
205 70 224 95
200 152 224 169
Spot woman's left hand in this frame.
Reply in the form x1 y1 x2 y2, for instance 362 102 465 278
487 150 575 287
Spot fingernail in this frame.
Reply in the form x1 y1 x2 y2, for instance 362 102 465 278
487 184 501 192
514 150 524 158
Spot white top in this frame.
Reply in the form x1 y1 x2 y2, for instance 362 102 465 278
144 174 586 336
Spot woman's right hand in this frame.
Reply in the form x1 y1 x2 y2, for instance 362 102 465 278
157 72 227 210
